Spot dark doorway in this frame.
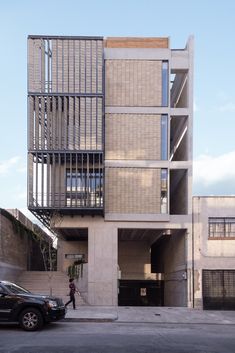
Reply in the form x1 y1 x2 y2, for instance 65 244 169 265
203 270 235 310
118 280 164 306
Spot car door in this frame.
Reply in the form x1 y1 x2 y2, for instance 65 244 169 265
0 284 18 320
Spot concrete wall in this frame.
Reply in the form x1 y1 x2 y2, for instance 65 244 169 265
193 197 235 309
119 241 156 280
56 239 88 299
0 211 29 280
0 209 55 279
54 217 118 305
53 214 192 306
163 231 187 306
57 239 88 272
88 222 118 305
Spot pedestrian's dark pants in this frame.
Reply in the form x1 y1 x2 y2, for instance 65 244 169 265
65 293 76 309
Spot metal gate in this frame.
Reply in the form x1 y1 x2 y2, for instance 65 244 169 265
118 280 164 306
203 270 235 310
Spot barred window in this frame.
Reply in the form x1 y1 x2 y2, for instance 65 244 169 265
208 218 235 239
66 168 103 208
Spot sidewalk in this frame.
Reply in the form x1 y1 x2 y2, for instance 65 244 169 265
64 306 235 325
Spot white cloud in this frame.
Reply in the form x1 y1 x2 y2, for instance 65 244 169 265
0 156 21 175
194 151 235 186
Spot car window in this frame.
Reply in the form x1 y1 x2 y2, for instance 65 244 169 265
4 283 30 294
0 284 6 292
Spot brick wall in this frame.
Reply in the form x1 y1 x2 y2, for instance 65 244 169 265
105 114 161 160
105 168 161 214
105 60 162 106
0 214 28 271
0 210 54 279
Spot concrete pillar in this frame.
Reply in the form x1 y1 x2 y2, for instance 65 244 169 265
88 223 118 305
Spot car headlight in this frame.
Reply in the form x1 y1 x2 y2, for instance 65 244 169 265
47 300 58 308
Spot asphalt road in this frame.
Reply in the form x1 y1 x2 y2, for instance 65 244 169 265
0 321 235 353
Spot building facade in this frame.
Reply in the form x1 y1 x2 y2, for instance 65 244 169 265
193 197 235 310
27 35 194 306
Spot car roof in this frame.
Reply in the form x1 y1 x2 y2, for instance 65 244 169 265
0 281 15 285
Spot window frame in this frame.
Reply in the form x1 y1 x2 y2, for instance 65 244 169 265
208 217 235 239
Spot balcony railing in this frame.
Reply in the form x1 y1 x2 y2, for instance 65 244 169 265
29 191 103 209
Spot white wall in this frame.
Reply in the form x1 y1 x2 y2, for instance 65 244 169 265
193 197 235 309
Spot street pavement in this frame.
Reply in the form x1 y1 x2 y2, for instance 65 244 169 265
65 305 235 325
1 307 235 353
0 321 235 353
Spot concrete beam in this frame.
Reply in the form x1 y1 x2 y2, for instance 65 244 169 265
104 48 170 60
105 106 170 115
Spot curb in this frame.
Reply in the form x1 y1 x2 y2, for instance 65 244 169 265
63 317 117 323
115 321 235 325
62 318 235 325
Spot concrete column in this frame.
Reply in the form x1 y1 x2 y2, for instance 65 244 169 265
88 223 118 305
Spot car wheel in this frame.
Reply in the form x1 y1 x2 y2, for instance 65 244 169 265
19 308 43 331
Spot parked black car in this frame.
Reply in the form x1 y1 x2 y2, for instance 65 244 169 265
0 281 66 331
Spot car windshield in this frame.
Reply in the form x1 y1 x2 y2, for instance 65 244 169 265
4 283 30 294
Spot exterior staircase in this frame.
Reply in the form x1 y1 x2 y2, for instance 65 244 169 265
16 271 88 306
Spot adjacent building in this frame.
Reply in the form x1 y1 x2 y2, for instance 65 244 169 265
0 208 56 280
27 35 194 306
193 197 235 310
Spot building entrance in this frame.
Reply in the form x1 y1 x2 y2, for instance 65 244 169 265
118 279 164 306
118 228 187 307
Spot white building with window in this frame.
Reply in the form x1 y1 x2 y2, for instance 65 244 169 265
193 196 235 310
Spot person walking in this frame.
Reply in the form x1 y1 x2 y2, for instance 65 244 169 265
65 278 80 310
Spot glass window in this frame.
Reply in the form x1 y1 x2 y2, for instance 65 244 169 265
162 61 168 107
161 169 168 214
208 218 235 238
4 283 30 294
66 169 103 207
161 115 168 160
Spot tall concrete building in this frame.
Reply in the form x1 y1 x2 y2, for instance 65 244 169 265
27 35 194 306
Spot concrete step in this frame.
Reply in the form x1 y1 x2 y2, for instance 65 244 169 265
17 271 88 306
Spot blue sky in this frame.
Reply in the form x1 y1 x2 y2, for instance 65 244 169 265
0 0 235 222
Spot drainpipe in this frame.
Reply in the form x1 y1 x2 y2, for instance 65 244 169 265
192 198 195 308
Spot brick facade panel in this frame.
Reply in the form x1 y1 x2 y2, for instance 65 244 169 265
105 60 162 107
106 114 161 160
105 168 161 214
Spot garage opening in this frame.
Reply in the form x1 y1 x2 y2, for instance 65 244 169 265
203 270 235 310
118 228 187 306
